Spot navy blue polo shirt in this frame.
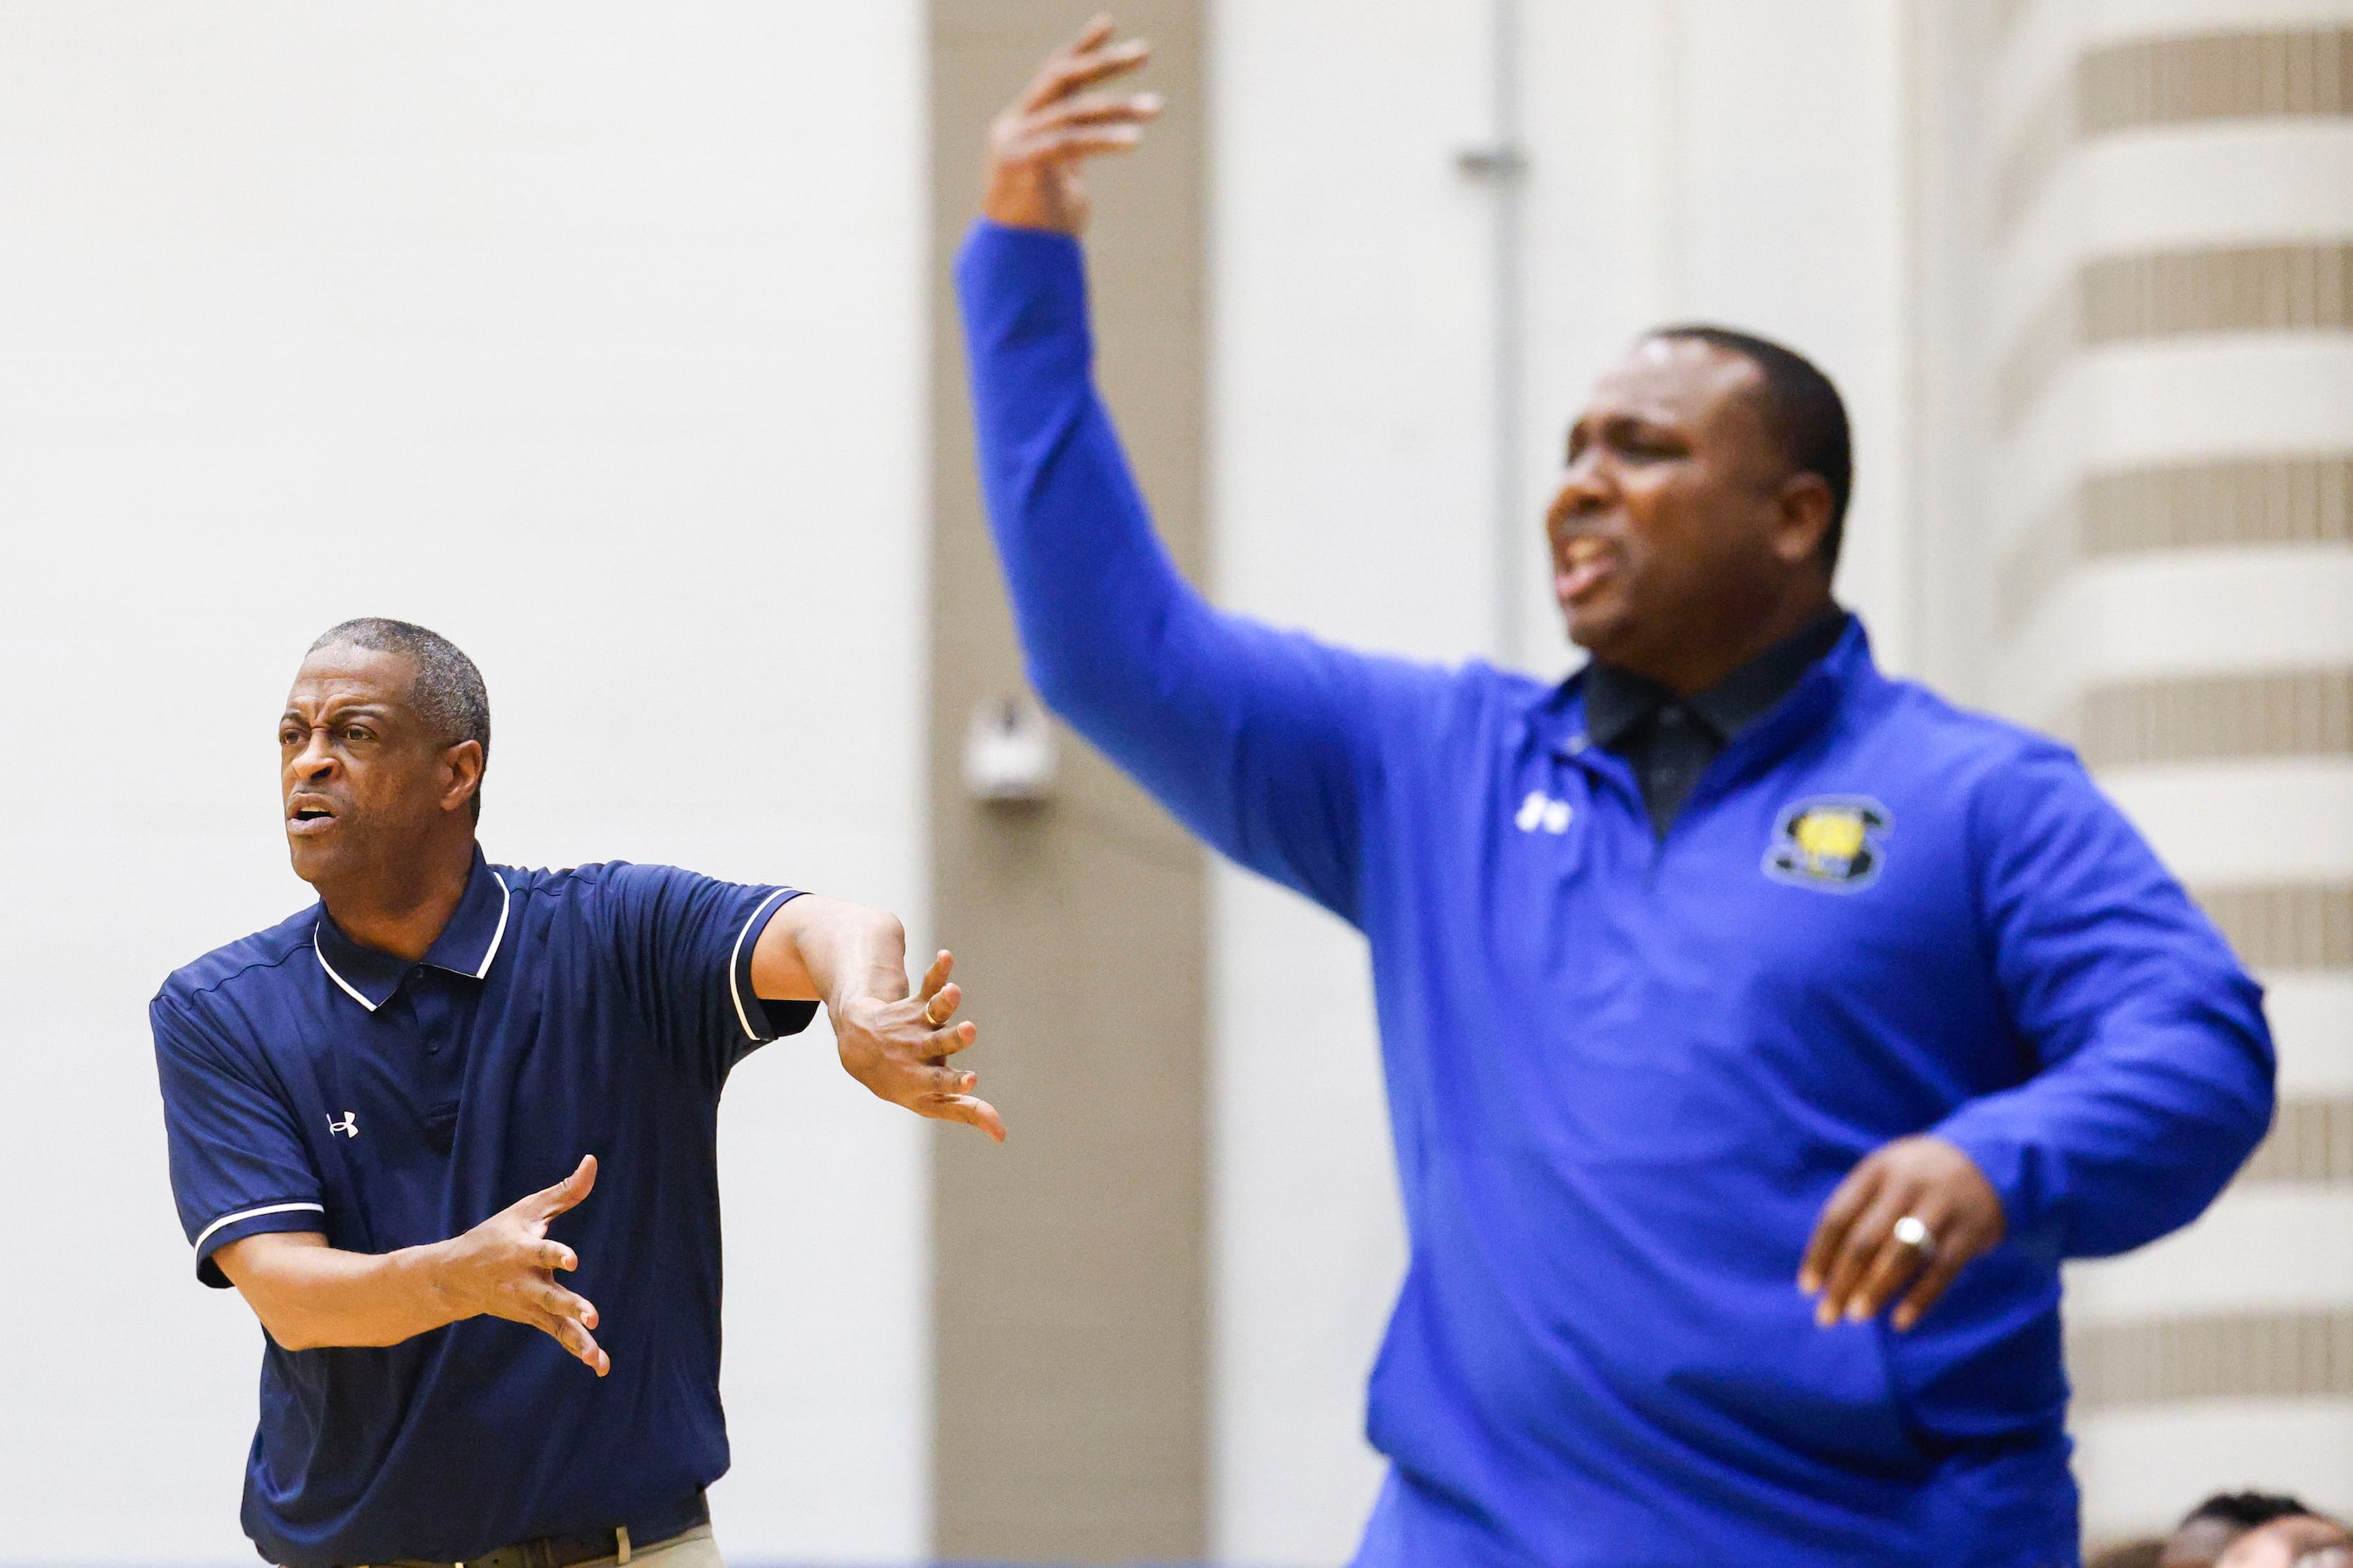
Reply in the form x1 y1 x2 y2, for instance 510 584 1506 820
152 848 816 1567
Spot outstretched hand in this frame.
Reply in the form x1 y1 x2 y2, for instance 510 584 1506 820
982 14 1162 236
436 1154 608 1374
1799 1135 2004 1333
833 950 1006 1143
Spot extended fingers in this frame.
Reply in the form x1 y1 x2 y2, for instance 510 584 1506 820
1813 1182 1912 1327
925 1019 978 1060
927 1060 979 1096
532 1308 610 1376
1001 124 1149 167
922 979 962 1027
923 1091 1008 1144
1798 1162 1880 1296
1030 89 1164 134
531 1277 600 1332
1891 1245 1968 1332
1840 1201 1942 1324
1022 22 1150 114
918 950 954 1004
531 1154 598 1220
1024 12 1115 102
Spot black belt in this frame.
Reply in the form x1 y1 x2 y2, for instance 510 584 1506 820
375 1491 709 1568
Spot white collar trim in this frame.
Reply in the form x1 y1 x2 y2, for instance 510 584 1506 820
473 872 512 980
311 870 509 1010
312 938 379 1013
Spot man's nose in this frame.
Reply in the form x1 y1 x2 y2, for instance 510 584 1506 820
1547 453 1612 530
290 730 337 780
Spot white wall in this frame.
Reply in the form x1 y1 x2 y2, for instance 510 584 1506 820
0 5 929 1560
1518 0 1916 670
1206 3 1917 1560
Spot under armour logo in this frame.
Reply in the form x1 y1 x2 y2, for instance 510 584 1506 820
1516 790 1572 835
327 1110 359 1139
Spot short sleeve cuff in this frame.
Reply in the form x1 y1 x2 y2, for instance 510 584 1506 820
728 888 818 1048
192 1200 327 1288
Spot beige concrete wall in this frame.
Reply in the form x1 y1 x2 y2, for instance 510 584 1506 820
1986 0 2353 1537
925 5 1211 1561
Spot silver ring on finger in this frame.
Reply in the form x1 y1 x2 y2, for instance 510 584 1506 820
1891 1214 1938 1263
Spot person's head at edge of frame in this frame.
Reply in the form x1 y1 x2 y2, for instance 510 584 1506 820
2214 1515 2353 1568
1547 323 1852 695
281 617 487 901
2166 1492 2335 1568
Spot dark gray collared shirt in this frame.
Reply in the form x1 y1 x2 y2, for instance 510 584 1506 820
1582 608 1853 836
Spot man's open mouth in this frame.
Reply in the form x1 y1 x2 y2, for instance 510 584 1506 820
1556 535 1617 603
287 802 338 832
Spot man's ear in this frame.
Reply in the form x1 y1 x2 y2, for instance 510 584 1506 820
440 740 485 815
1770 473 1835 567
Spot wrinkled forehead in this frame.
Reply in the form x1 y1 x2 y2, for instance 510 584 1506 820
285 643 419 717
1578 336 1770 437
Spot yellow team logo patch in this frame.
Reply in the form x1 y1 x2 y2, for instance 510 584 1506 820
1763 797 1891 893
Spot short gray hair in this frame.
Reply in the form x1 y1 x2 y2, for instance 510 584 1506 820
308 618 491 816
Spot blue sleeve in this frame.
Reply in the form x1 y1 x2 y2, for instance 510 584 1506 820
1934 744 2275 1259
956 219 1452 926
153 989 327 1287
595 864 817 1092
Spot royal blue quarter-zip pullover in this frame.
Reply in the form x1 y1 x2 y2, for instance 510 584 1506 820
957 220 2275 1567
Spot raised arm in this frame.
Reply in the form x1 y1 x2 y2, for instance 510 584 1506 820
962 19 1445 924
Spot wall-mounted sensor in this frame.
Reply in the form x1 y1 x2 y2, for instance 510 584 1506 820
964 691 1058 804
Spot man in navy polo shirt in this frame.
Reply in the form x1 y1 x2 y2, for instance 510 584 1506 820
154 617 999 1568
955 22 2275 1566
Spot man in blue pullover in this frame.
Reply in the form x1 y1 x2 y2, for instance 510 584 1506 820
959 20 2274 1565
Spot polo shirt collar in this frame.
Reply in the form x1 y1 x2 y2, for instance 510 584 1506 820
1578 607 1852 751
1579 662 1677 751
312 847 513 1013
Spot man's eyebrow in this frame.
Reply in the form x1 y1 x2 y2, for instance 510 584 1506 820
1576 409 1675 441
283 700 397 724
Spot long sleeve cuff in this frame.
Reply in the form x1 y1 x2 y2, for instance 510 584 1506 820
1931 1108 2063 1263
956 219 1091 371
